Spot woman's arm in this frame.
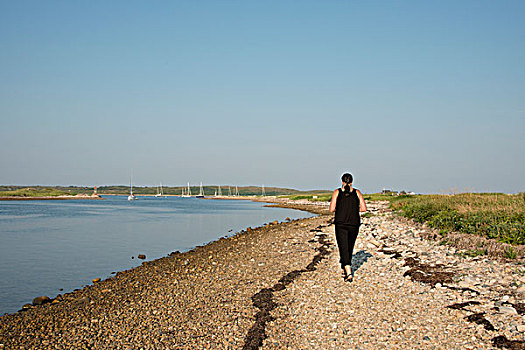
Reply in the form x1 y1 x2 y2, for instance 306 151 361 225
329 189 339 213
357 189 368 212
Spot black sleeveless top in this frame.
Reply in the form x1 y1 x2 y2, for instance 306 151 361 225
334 188 360 226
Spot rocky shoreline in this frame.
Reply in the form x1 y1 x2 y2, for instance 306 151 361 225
1 199 524 349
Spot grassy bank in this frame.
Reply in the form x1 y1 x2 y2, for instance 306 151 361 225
0 187 75 197
389 193 525 246
284 193 332 202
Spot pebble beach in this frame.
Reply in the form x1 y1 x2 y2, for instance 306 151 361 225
0 198 524 349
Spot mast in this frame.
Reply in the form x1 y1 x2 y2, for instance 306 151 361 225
218 185 222 196
261 184 266 196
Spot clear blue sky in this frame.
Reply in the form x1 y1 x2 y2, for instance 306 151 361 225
1 1 524 193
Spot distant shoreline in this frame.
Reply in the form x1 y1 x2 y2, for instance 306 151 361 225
0 195 103 201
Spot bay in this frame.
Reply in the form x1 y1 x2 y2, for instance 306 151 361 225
0 196 313 315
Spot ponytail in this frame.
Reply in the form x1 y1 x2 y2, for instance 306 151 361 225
341 173 353 197
343 184 351 196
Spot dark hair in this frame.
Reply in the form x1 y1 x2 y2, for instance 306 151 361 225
341 173 353 195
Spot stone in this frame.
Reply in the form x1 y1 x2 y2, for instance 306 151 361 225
517 325 525 333
92 278 101 283
499 306 518 315
32 296 51 306
458 276 476 288
138 254 146 259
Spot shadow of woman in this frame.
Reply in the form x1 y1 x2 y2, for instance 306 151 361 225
351 250 373 273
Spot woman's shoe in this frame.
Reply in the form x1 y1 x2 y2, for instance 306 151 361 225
343 271 353 282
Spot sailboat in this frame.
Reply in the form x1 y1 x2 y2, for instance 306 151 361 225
127 177 136 201
196 182 205 198
181 182 192 198
155 182 166 198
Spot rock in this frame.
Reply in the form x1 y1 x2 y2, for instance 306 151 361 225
458 276 477 288
368 239 381 247
499 306 518 315
32 296 51 306
92 278 101 283
517 325 525 332
138 254 146 259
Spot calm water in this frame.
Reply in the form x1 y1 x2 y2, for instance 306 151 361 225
0 196 313 315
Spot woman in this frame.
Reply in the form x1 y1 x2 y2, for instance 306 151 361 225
329 173 367 282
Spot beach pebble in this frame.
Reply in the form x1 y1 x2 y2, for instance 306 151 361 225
499 306 518 315
32 296 51 306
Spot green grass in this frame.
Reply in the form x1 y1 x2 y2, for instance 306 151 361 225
0 187 75 197
285 193 332 202
363 193 409 201
462 249 488 258
388 193 525 246
505 246 517 259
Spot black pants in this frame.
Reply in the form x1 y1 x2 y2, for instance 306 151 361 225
334 224 360 269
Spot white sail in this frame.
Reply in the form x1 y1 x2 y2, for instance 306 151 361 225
155 182 165 198
128 176 136 201
181 182 192 197
196 182 204 198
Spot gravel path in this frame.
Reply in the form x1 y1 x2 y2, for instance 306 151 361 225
1 199 524 349
264 202 525 349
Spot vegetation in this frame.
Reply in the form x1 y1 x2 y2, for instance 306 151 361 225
285 193 332 202
388 193 525 246
363 193 413 202
0 187 75 197
505 246 517 259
